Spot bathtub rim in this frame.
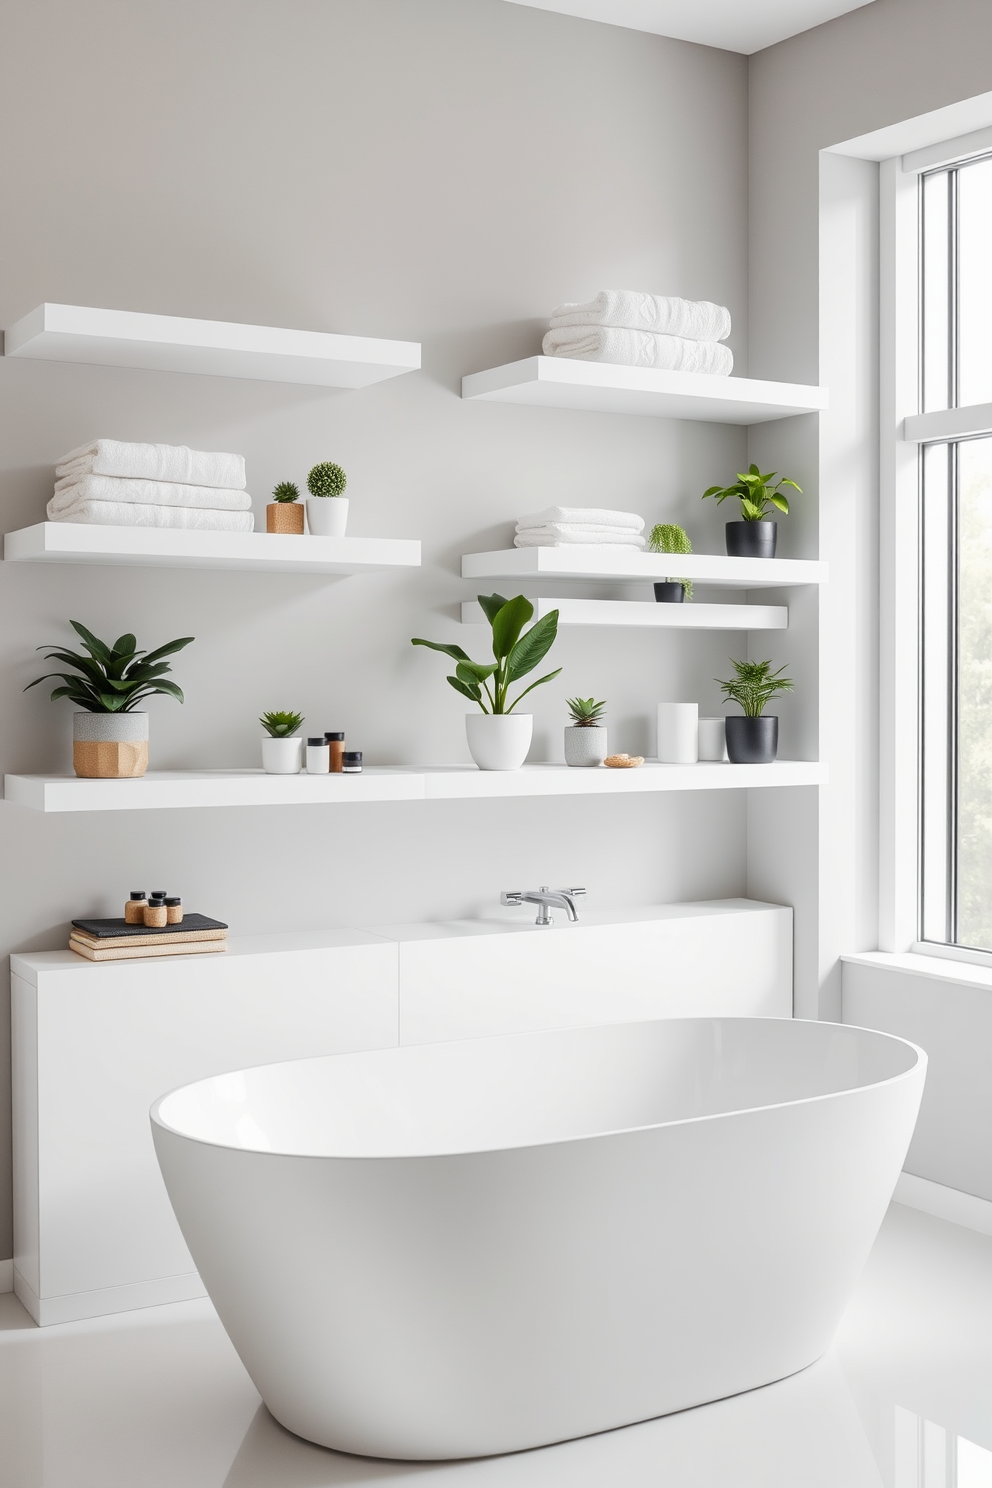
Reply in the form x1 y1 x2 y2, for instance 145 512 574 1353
149 1017 927 1163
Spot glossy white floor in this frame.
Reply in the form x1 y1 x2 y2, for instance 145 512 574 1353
1 1202 990 1488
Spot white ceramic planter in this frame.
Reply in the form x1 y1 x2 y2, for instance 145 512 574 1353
261 736 303 775
307 498 349 537
564 725 607 767
465 713 533 771
73 711 149 778
657 703 698 764
697 718 728 762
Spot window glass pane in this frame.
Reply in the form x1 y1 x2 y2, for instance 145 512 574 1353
923 169 950 413
955 436 992 949
958 157 992 406
921 442 952 943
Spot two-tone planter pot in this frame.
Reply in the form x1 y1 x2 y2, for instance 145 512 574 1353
466 713 533 771
725 521 777 558
73 711 149 778
725 715 779 764
564 725 607 767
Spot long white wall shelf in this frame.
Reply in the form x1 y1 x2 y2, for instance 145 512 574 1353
3 523 420 575
4 761 826 812
3 304 421 388
461 597 787 629
461 548 826 589
461 356 827 423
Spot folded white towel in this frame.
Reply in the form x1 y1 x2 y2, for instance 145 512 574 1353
543 326 733 376
516 506 644 533
514 527 645 549
55 439 246 491
50 474 253 518
550 291 730 343
48 499 254 532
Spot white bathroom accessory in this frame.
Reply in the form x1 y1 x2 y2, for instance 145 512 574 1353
305 737 330 773
657 702 698 763
261 736 302 774
564 725 607 767
465 712 533 770
697 717 728 761
306 497 349 537
152 1017 925 1460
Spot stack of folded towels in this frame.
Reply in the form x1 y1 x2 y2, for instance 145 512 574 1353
48 439 254 532
542 290 732 376
515 506 645 550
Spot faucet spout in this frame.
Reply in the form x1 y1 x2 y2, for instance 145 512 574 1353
500 886 586 926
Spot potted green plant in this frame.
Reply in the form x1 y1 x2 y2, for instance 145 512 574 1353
702 464 802 558
647 524 693 602
412 595 560 770
306 461 348 537
716 658 793 763
564 696 607 767
259 710 305 774
268 481 304 535
25 621 194 778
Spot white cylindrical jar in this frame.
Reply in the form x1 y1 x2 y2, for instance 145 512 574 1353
697 717 728 762
306 736 330 773
656 703 698 764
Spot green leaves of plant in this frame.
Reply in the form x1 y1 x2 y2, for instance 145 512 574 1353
506 609 558 682
412 595 560 715
716 658 794 718
701 465 803 522
25 622 194 713
260 710 304 737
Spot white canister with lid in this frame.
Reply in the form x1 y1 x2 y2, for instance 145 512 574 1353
306 736 330 773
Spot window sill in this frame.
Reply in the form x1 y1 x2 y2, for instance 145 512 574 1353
841 949 992 991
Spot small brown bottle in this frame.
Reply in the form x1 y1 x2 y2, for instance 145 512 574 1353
125 891 147 925
324 732 345 773
143 894 168 928
165 896 183 925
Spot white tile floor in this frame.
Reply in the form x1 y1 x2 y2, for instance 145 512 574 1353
1 1202 990 1488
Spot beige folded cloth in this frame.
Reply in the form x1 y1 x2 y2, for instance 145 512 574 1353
515 527 645 549
517 506 643 533
49 500 254 532
543 325 733 376
50 474 253 518
56 439 246 490
550 291 731 342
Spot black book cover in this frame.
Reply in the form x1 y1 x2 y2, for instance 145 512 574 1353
71 914 228 939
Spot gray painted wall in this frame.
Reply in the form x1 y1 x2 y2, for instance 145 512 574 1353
0 1 750 1259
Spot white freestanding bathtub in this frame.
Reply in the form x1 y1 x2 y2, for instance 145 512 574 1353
151 1017 925 1461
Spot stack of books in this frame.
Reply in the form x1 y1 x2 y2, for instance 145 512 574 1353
69 914 228 962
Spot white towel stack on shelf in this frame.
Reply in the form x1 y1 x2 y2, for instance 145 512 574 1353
542 290 733 376
515 506 645 550
48 440 254 532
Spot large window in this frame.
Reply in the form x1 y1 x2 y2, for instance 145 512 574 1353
919 155 992 952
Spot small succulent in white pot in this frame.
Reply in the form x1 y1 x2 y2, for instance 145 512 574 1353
259 710 305 774
306 461 348 537
564 696 607 767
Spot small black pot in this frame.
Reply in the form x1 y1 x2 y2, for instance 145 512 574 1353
653 582 685 603
726 520 777 558
725 715 779 764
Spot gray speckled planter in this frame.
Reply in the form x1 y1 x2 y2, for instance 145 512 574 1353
564 726 607 767
72 711 149 778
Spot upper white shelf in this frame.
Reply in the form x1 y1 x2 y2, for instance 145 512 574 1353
461 548 826 589
3 523 420 575
3 304 421 388
4 762 827 812
461 598 787 630
461 357 827 423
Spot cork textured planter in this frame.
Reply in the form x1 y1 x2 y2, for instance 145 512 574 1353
267 503 305 535
73 711 149 778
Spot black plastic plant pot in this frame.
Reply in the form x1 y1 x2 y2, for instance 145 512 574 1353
725 715 779 764
653 582 685 603
725 520 777 558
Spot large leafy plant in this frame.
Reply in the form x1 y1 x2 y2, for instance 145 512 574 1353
702 465 802 523
26 621 194 713
717 658 794 718
412 595 560 714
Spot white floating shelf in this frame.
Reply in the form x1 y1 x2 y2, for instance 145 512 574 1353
3 523 420 575
4 761 827 812
3 303 421 388
461 357 827 423
462 548 826 589
461 597 787 630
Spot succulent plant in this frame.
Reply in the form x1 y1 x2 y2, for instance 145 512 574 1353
307 462 348 498
717 658 794 718
566 696 606 727
259 709 304 738
647 523 693 599
25 622 194 713
412 595 560 714
271 481 300 504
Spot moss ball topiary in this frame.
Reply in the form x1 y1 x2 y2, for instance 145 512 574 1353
307 462 347 498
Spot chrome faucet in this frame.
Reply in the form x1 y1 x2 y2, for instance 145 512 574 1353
500 885 586 926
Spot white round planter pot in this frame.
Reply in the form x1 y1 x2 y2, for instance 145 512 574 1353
465 713 533 771
73 711 149 778
564 725 607 767
307 497 349 537
262 736 303 774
